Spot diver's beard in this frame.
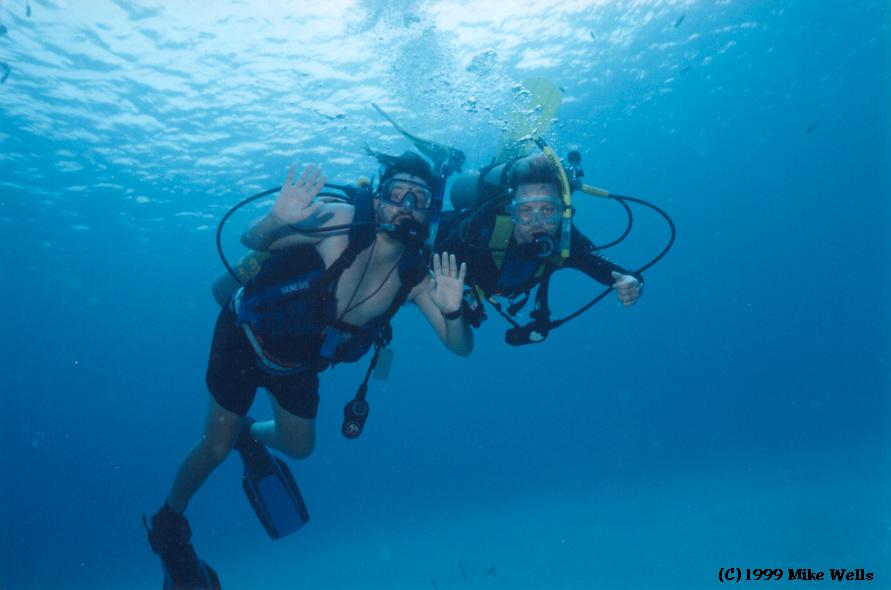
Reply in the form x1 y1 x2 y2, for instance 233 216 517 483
389 211 414 225
375 201 427 244
380 214 428 246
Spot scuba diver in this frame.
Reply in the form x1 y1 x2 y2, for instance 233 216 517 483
441 151 643 345
367 90 672 346
145 151 471 589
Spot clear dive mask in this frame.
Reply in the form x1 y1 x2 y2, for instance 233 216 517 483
509 196 564 226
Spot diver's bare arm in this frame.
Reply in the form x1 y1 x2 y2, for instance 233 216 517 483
410 271 473 357
264 203 353 250
241 163 329 250
442 308 474 356
413 287 473 356
241 212 293 250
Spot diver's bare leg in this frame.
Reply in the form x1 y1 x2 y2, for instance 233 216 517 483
252 395 316 459
166 396 242 513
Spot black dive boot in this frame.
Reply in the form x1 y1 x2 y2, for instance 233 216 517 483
144 503 221 590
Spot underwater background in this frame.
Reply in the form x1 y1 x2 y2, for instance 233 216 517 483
1 0 889 588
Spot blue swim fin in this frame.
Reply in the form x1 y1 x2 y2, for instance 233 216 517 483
236 419 310 540
144 504 221 590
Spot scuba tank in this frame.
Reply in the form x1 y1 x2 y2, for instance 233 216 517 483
448 163 511 212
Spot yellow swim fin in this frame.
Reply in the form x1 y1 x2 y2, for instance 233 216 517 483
497 77 563 162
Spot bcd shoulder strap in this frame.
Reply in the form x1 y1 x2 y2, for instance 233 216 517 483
315 195 377 291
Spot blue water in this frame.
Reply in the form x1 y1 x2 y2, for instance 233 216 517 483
2 1 889 589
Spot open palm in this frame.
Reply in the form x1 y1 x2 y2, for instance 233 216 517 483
273 163 328 225
429 252 467 314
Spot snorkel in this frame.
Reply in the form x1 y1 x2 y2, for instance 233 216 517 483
533 137 572 258
369 102 465 252
424 154 457 250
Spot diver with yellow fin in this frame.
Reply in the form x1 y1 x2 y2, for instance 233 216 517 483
448 145 679 344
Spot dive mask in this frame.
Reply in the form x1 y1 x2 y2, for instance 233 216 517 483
509 196 564 226
379 178 436 212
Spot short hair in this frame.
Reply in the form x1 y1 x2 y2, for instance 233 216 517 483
376 151 439 191
507 154 560 190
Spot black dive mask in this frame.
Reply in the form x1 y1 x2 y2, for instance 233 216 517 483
379 178 436 212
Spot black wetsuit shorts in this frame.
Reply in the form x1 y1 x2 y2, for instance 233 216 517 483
205 307 320 419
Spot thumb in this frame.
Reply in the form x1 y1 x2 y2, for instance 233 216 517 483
304 200 323 215
611 271 625 285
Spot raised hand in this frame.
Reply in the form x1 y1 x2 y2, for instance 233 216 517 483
429 252 467 315
272 163 328 225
